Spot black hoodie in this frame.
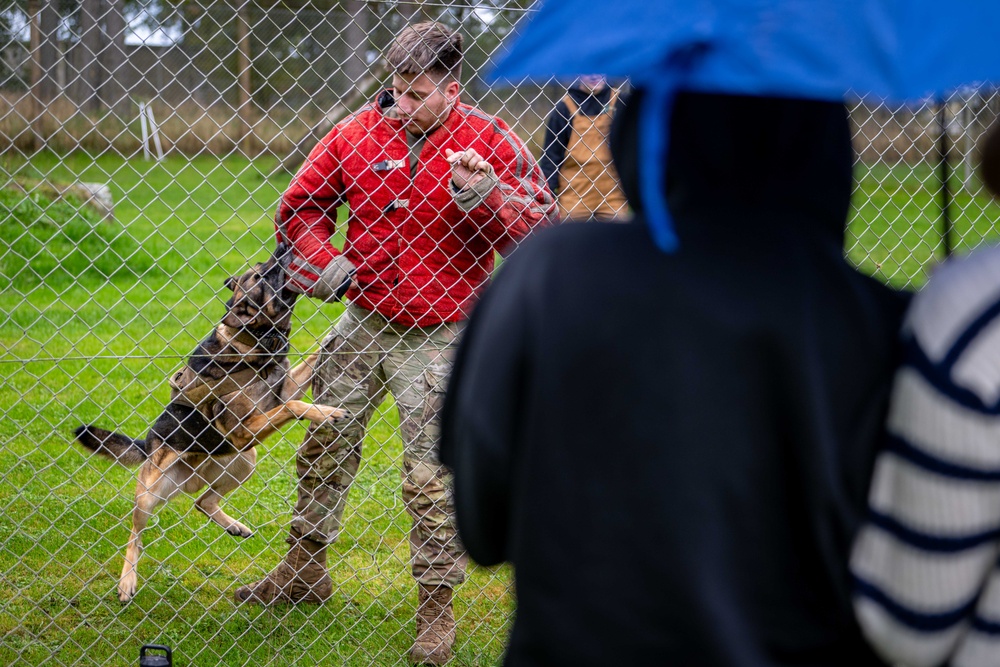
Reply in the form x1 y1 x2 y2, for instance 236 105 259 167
540 83 618 194
440 91 909 666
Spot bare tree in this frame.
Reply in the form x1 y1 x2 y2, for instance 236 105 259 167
70 0 129 113
236 0 253 152
100 0 128 113
341 0 371 88
27 0 61 149
74 0 102 111
29 0 61 102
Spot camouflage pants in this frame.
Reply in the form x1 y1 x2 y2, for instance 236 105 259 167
291 304 467 588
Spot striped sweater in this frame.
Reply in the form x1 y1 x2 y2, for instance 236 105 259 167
851 245 1000 667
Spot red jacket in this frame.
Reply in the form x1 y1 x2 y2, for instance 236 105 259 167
276 91 556 327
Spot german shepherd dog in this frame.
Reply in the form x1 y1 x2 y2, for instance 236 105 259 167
75 249 346 603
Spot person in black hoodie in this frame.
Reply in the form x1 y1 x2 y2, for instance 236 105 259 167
439 89 910 666
539 75 628 220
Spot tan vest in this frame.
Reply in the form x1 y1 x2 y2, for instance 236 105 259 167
557 89 629 220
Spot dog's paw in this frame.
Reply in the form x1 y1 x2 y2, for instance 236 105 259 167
312 407 350 437
324 407 349 423
118 575 137 604
226 521 253 539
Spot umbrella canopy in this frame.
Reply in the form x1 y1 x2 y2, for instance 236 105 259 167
492 0 1000 250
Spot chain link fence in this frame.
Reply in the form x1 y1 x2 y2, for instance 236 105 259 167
2 1 1000 665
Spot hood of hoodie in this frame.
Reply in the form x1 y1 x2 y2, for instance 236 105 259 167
610 89 853 249
565 82 614 113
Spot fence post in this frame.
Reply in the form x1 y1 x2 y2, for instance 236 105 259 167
146 104 165 161
139 101 151 160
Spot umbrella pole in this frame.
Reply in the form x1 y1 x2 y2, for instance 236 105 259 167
938 100 953 258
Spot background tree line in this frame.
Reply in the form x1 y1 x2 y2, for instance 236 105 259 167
2 0 533 117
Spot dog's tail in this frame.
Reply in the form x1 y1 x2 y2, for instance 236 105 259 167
74 425 148 467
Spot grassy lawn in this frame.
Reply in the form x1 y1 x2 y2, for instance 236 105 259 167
1 149 999 666
848 162 1000 287
0 151 512 666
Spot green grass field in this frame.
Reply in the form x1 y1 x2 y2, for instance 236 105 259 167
1 150 999 666
849 162 1000 287
0 152 512 666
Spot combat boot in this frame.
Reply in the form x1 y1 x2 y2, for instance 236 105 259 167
410 584 456 665
234 527 332 605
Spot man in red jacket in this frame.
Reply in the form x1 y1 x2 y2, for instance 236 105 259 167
234 21 554 665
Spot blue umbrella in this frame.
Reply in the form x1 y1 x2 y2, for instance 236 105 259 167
491 0 1000 252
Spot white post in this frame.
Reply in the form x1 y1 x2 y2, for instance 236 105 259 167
138 102 151 161
146 104 165 161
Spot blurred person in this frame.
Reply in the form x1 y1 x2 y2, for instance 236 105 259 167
540 75 628 220
234 21 554 665
850 122 1000 667
439 0 1000 663
441 88 909 666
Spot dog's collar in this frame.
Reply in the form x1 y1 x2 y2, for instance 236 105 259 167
230 327 288 353
258 330 288 354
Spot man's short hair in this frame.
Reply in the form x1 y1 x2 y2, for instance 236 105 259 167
386 22 464 81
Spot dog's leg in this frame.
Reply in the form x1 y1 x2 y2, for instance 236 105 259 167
230 400 348 449
171 365 258 408
194 448 257 538
279 352 319 401
120 456 185 603
283 400 348 425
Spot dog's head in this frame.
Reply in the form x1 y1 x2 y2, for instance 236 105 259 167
222 254 297 332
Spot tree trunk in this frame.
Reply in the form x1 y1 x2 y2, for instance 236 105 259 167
100 0 128 113
342 0 371 90
28 0 61 150
75 0 103 112
236 1 254 154
25 0 59 150
31 0 60 103
28 0 43 150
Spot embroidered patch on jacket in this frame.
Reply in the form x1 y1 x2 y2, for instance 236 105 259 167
373 159 406 172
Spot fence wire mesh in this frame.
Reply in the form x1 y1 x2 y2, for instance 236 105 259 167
1 1 1000 666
